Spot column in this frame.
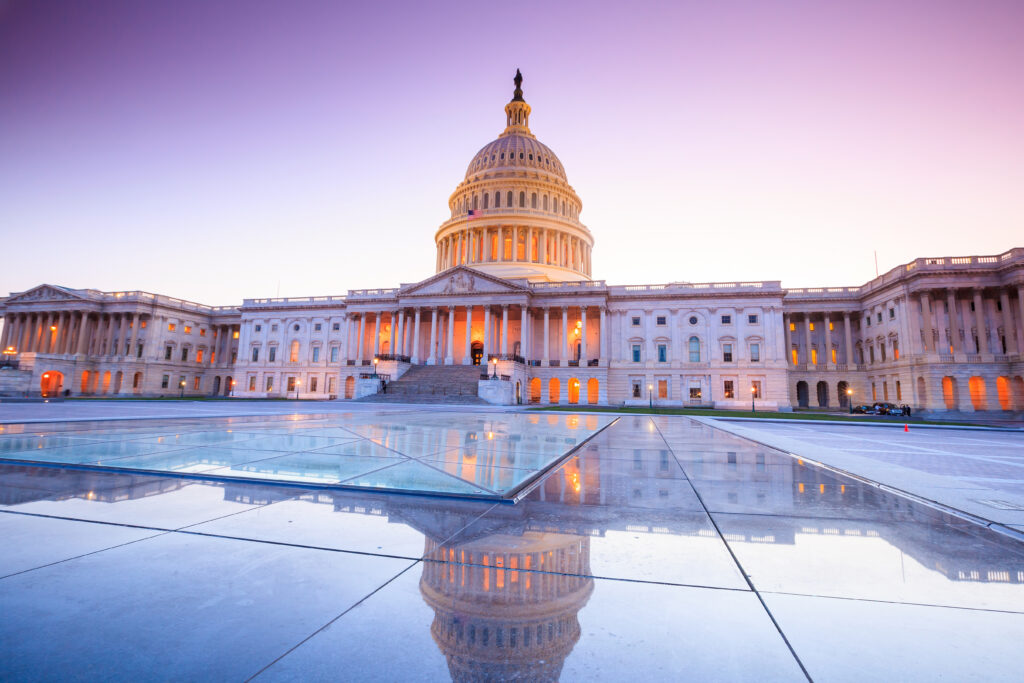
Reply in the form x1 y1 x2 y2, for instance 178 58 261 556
920 292 933 353
463 305 473 364
412 309 422 364
561 307 568 362
823 313 832 366
428 308 438 364
445 306 455 365
19 313 32 352
947 289 961 353
104 314 117 357
783 314 793 365
76 314 91 355
999 290 1016 354
0 315 10 349
973 289 986 354
539 228 547 264
372 312 381 356
803 315 812 365
53 312 67 354
520 305 528 359
501 305 509 354
125 314 138 359
580 306 588 361
843 312 853 366
356 314 365 361
483 307 491 358
599 307 607 363
543 307 550 365
394 310 404 356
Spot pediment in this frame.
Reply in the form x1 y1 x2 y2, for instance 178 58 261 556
399 267 528 297
5 284 89 305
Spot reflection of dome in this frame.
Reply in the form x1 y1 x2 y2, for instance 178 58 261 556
420 532 594 682
435 70 594 283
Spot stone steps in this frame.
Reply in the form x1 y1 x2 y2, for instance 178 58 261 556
356 364 487 404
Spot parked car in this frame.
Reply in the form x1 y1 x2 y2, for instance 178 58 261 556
872 402 901 416
851 404 874 414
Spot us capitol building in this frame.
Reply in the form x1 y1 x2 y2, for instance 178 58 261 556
2 72 1022 414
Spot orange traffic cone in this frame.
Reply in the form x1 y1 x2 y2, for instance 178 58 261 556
904 424 909 432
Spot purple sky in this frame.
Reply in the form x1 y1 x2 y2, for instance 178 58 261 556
1 0 1022 305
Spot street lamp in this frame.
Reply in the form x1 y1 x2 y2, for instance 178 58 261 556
751 384 756 412
491 357 498 378
230 379 237 397
648 383 653 409
294 379 301 400
2 346 15 366
372 357 379 378
179 379 185 398
847 387 854 414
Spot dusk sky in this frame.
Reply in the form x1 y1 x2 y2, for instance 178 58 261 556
1 0 1022 305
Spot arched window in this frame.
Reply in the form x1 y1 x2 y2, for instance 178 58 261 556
519 191 525 208
483 193 489 209
507 191 513 207
688 336 700 362
543 195 548 211
290 340 300 363
494 191 501 208
472 195 478 210
531 192 537 209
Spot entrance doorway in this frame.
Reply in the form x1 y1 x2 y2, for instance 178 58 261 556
471 342 483 366
796 381 809 408
40 371 63 397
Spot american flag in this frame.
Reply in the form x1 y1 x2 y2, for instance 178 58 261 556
467 209 478 219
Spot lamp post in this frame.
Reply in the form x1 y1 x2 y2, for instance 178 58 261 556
751 384 756 413
648 383 653 409
294 379 301 400
179 379 185 398
2 346 15 366
847 387 854 414
372 357 379 378
491 356 498 379
230 379 237 398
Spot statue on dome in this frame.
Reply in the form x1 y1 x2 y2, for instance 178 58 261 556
512 68 524 102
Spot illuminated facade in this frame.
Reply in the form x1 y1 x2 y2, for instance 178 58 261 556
1 73 1022 412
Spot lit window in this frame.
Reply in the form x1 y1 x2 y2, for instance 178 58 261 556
290 340 300 362
184 326 192 335
195 349 203 364
809 322 815 331
232 331 239 339
752 380 762 399
810 348 817 364
828 321 834 331
656 316 666 326
893 341 899 360
791 348 798 365
723 343 733 362
199 329 206 337
750 343 760 362
789 322 795 331
657 344 667 363
631 344 641 363
266 376 274 391
248 376 256 391
724 380 735 398
721 315 731 324
168 323 176 332
747 315 758 324
140 320 147 329
287 376 297 392
831 348 837 363
193 376 200 390
658 380 668 399
689 386 701 400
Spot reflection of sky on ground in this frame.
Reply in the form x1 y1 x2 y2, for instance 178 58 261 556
0 412 614 498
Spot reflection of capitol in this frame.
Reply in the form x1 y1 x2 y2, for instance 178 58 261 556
4 440 1024 678
421 533 593 682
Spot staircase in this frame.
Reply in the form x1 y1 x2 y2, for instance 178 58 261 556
356 365 488 404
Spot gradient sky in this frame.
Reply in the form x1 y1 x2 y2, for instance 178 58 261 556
1 0 1021 305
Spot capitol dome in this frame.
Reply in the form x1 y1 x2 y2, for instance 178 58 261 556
435 70 593 282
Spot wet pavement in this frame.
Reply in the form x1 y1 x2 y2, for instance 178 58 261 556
2 413 1023 681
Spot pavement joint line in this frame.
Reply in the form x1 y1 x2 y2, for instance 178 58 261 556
758 589 1024 616
651 416 814 682
694 417 1024 545
245 560 422 681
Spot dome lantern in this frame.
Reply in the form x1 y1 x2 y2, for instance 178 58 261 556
502 69 533 138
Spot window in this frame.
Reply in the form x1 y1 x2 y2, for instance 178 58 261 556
689 386 701 400
869 346 875 363
193 376 200 390
330 347 339 363
721 315 731 324
893 340 899 360
750 343 760 362
312 347 320 363
268 346 277 362
290 340 300 362
310 376 318 392
723 343 733 362
252 347 259 362
657 344 667 363
161 374 169 389
724 380 735 398
809 322 815 331
183 325 192 335
866 316 871 327
789 322 796 331
195 349 203 364
631 344 641 363
658 380 668 399
828 321 834 331
293 324 300 332
877 312 883 323
688 336 700 362
889 308 895 319
831 348 837 363
168 323 176 332
791 348 798 365
248 376 256 391
880 344 887 362
631 381 641 398
314 323 322 332
896 380 902 400
140 320 147 329
287 376 297 392
328 377 336 394
255 324 262 332
689 316 698 325
164 345 173 360
332 323 340 331
810 348 817 364
180 347 189 362
631 316 641 326
232 330 238 339
266 376 274 391
752 380 762 399
136 344 144 358
656 316 666 326
271 324 278 332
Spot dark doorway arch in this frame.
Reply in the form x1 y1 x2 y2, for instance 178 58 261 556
224 376 233 396
471 341 483 366
837 381 850 408
796 381 809 408
212 376 221 396
816 381 829 407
